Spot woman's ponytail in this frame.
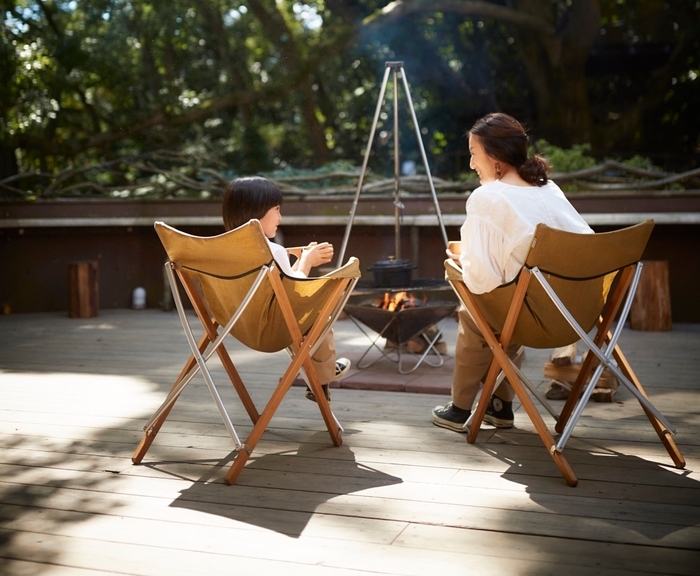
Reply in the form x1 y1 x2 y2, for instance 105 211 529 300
518 154 551 187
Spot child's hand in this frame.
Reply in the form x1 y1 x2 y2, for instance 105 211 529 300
299 242 334 272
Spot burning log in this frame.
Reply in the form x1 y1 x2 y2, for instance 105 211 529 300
374 291 425 312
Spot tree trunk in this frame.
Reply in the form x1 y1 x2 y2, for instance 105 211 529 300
509 0 600 145
367 0 602 147
247 0 331 166
0 143 18 182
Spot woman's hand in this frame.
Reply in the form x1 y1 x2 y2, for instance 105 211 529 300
446 240 461 260
446 248 460 261
297 242 334 275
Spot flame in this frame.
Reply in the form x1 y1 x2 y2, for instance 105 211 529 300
378 291 423 312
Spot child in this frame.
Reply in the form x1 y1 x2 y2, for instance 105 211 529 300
221 176 351 402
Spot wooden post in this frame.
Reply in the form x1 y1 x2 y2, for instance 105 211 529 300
68 261 99 318
630 260 672 331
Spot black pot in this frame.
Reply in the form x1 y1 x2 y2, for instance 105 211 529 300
368 257 416 287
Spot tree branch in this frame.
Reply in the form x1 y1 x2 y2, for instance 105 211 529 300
364 0 556 37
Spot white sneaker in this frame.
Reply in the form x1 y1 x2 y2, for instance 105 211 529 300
334 358 351 380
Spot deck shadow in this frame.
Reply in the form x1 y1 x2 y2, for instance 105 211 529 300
168 432 403 538
479 442 700 544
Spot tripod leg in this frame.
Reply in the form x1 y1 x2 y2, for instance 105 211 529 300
399 67 449 248
337 66 392 266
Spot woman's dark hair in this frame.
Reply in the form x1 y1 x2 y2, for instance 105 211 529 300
469 112 551 186
222 176 283 231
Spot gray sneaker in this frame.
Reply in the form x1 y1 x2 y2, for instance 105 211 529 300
432 402 471 432
483 396 514 428
305 384 330 403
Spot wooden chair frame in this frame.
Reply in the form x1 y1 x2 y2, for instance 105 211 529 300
445 221 685 486
132 221 360 485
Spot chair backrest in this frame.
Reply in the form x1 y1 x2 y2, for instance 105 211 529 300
446 220 654 348
155 220 361 352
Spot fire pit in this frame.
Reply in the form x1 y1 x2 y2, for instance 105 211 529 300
344 287 457 374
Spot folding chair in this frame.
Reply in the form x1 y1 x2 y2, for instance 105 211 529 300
132 220 361 485
445 220 685 486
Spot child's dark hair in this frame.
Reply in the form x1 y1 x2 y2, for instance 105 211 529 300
222 176 283 231
469 112 551 186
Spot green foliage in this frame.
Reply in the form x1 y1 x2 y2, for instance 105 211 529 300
1 0 698 193
458 171 479 183
261 160 364 191
531 140 596 173
619 155 662 172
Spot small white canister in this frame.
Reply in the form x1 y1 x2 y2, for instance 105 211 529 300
132 287 146 310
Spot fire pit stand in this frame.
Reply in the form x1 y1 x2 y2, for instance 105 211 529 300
346 305 456 374
344 281 457 374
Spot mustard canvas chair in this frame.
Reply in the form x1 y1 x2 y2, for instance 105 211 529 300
132 220 361 485
444 220 685 486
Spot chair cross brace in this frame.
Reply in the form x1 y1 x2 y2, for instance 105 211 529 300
527 264 677 451
142 262 272 448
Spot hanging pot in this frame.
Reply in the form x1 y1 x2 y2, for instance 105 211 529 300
368 256 416 287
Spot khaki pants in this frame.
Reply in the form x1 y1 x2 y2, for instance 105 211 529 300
451 307 522 410
308 330 336 385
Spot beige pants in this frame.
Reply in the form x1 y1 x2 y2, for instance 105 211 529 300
308 330 336 385
451 307 522 410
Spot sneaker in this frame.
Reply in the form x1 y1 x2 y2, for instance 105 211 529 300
432 401 471 432
305 359 351 402
333 358 351 380
305 384 330 403
483 395 514 428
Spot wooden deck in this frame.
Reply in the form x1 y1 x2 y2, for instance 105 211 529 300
1 309 699 575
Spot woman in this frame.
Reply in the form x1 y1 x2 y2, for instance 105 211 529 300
432 113 593 432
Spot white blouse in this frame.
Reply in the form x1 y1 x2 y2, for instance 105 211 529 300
459 180 593 294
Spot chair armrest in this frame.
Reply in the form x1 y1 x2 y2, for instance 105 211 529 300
444 257 463 280
286 246 304 259
320 257 361 279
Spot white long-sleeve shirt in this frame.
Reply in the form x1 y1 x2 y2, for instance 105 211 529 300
268 240 307 279
459 180 593 294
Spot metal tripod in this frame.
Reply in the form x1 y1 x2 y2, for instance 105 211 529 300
336 61 449 267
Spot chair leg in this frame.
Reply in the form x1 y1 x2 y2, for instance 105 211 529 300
468 346 578 487
466 359 501 444
612 345 686 469
511 376 578 487
555 329 607 434
301 356 343 447
556 266 635 434
132 334 206 464
225 387 285 485
132 427 159 465
463 270 531 442
225 445 252 485
184 318 260 424
224 350 342 485
218 349 259 423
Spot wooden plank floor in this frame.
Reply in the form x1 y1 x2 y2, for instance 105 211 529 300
1 310 699 575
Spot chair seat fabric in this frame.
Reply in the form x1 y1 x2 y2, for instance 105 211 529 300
156 220 360 352
443 220 684 487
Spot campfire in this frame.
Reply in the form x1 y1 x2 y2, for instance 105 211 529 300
344 290 456 373
345 290 455 353
376 291 426 312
